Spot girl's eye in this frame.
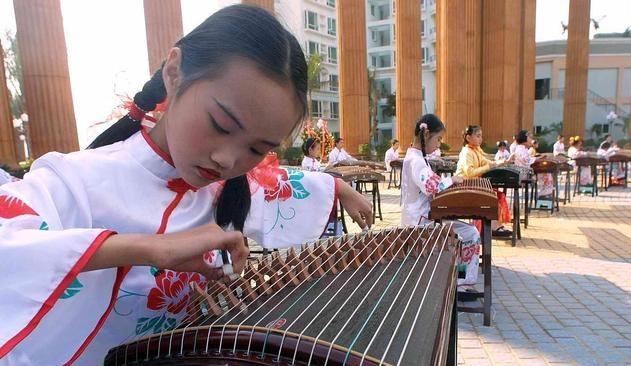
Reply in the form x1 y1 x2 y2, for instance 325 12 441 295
210 116 230 135
250 147 264 156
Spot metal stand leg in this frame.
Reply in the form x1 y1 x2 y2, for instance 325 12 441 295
482 219 492 326
447 294 458 366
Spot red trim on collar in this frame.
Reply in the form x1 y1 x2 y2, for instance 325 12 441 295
0 230 117 358
141 129 174 167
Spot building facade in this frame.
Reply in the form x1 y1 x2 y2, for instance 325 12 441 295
366 0 436 144
534 37 631 142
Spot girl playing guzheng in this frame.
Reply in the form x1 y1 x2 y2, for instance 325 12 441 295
301 137 322 172
513 130 554 198
455 125 512 235
401 114 481 290
0 6 372 365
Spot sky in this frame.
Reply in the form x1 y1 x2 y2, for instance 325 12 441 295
1 0 630 148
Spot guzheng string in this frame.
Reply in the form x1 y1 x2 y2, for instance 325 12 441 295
142 226 398 361
114 225 450 365
319 226 432 366
274 226 425 365
358 224 450 366
389 224 452 366
236 227 407 357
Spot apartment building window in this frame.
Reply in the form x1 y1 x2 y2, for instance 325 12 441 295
534 125 543 134
311 100 323 117
330 74 339 91
305 10 318 31
422 47 428 64
330 102 339 119
422 86 426 100
421 20 426 37
327 17 336 36
601 124 610 134
328 46 337 64
308 41 319 56
326 0 336 7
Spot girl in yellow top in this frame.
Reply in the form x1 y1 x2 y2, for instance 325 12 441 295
455 125 512 233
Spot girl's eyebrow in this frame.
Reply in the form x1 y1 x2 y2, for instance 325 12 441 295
214 97 243 130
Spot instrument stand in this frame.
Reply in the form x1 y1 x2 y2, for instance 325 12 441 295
457 218 493 326
608 160 628 189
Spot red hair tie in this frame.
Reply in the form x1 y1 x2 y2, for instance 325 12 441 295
128 103 147 122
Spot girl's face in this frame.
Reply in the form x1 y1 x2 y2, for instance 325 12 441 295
425 130 444 154
466 129 483 147
309 142 321 158
156 53 302 187
393 142 400 150
499 146 506 151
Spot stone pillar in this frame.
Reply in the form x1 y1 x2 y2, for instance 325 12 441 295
395 0 423 153
337 0 369 154
241 0 274 12
13 0 79 157
562 0 591 139
480 0 523 145
0 40 19 165
143 0 183 75
519 0 536 133
436 0 482 148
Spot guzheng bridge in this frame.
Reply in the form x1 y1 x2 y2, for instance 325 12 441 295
1 1 631 365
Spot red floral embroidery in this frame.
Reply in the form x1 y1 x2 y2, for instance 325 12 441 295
0 195 38 219
147 270 207 315
460 243 481 264
424 174 442 194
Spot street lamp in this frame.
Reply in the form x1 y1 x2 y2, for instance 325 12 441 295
12 113 30 160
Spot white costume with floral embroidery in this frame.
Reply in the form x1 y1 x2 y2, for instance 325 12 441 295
400 147 481 286
301 156 321 172
0 131 336 366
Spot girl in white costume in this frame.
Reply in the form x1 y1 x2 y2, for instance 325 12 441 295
0 6 372 365
300 137 322 172
400 114 481 289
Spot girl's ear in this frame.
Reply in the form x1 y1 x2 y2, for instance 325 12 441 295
162 47 183 97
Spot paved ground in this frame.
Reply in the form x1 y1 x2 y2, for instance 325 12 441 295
358 183 631 365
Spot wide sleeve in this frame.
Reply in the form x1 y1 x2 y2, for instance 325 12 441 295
410 157 453 196
244 165 336 249
0 153 121 360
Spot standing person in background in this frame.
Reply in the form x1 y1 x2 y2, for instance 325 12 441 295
301 137 322 172
384 138 400 171
495 140 510 161
327 138 357 165
553 135 565 156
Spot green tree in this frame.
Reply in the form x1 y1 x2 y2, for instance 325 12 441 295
383 93 396 118
306 53 323 118
367 68 379 143
2 30 24 118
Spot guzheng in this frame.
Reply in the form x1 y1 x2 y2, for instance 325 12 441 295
104 225 459 366
573 152 605 167
331 159 386 170
426 157 457 175
325 166 386 183
430 178 498 221
482 166 531 188
608 149 631 163
531 155 560 174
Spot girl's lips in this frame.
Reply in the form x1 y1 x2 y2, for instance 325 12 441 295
197 166 220 181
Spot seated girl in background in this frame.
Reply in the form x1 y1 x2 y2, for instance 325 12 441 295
401 114 480 290
455 125 511 236
568 135 593 187
301 137 322 172
513 130 553 198
495 140 510 161
597 141 625 185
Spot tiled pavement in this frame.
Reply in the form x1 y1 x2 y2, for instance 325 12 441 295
348 183 631 366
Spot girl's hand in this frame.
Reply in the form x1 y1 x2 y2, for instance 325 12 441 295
151 223 249 280
336 179 373 229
